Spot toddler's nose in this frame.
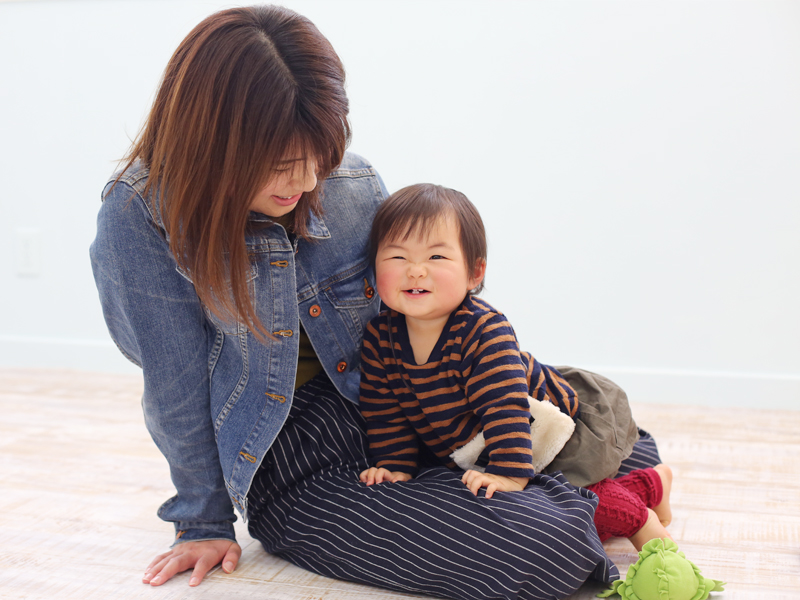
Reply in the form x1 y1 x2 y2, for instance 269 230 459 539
407 263 426 278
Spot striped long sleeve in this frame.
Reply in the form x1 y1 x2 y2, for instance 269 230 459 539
458 310 536 477
522 351 580 418
359 320 420 473
358 296 579 479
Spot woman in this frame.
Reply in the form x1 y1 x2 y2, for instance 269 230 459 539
90 6 660 599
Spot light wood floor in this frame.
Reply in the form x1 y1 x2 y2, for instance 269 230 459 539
1 368 798 600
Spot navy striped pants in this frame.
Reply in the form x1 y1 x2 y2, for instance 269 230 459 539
247 374 661 600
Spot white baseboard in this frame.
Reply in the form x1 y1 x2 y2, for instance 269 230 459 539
1 337 798 410
583 365 800 411
0 335 140 374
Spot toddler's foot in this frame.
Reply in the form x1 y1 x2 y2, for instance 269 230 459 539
653 464 673 527
630 508 674 552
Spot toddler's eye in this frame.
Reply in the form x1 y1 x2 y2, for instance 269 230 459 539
430 255 445 260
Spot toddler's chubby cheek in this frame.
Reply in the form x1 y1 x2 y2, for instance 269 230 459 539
375 273 396 307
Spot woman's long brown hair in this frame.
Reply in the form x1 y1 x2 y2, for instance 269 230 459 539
119 6 350 338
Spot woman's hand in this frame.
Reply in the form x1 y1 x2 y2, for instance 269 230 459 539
359 467 412 486
143 539 242 587
461 470 528 499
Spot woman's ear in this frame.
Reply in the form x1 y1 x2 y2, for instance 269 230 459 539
469 259 487 291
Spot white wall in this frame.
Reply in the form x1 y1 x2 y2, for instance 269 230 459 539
1 0 798 408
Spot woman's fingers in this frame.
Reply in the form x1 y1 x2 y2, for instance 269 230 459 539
144 551 172 580
189 553 216 586
222 543 242 574
143 553 173 583
148 553 193 586
145 550 171 572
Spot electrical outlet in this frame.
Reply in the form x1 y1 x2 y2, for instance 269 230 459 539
16 228 42 276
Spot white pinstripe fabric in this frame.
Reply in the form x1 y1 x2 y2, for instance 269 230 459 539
614 431 662 477
247 375 661 600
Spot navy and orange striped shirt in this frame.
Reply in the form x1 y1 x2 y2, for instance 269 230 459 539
359 296 579 479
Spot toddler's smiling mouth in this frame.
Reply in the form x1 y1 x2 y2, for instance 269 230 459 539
404 288 430 295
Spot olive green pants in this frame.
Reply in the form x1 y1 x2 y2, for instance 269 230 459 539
544 367 640 487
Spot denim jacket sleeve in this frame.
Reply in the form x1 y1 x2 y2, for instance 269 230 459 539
89 175 237 544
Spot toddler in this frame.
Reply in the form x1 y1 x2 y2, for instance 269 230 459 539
359 183 672 550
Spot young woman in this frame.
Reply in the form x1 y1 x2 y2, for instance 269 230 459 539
90 6 662 599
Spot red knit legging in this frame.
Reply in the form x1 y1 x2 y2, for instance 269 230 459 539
586 468 663 542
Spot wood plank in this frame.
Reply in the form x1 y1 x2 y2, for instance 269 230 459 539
2 368 799 600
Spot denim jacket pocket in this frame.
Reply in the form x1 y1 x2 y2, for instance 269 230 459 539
321 261 379 343
321 260 375 307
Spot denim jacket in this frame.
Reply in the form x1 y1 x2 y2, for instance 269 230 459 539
90 152 386 543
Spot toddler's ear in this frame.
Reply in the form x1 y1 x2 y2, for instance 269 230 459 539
470 259 487 290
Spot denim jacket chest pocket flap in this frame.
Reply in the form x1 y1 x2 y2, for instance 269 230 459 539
321 259 376 309
299 258 378 355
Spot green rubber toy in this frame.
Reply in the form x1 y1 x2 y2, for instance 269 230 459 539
598 538 725 600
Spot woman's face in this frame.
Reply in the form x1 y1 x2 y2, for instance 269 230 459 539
250 158 318 217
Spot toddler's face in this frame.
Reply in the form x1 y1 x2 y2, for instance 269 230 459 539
375 217 483 329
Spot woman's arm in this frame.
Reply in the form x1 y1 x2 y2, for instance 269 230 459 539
90 177 238 582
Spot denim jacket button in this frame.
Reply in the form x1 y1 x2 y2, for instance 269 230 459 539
363 278 376 299
309 304 321 317
337 361 347 373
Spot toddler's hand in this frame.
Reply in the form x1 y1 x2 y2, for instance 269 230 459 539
360 467 412 486
461 470 528 499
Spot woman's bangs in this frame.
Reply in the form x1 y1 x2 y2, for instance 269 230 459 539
296 126 342 180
